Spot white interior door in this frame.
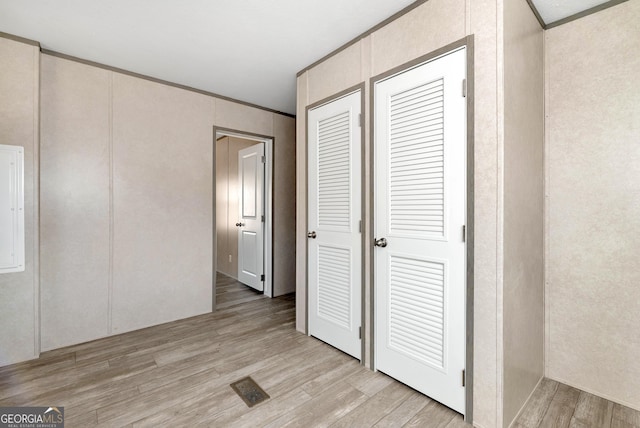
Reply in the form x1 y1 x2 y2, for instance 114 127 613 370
308 91 362 359
374 48 467 413
237 143 264 291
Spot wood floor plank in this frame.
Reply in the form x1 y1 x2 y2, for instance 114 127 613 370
65 410 98 427
403 398 460 427
344 368 396 397
612 404 640 427
263 380 368 428
300 359 365 398
538 383 581 428
373 391 431 427
572 391 614 428
515 378 560 427
330 381 414 427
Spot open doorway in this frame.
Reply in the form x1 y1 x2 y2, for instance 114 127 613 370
213 127 274 309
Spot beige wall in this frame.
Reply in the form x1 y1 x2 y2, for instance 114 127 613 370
40 56 111 350
296 0 501 425
216 136 256 278
111 73 215 334
272 114 297 296
34 53 295 351
0 37 40 366
545 1 640 411
502 0 545 425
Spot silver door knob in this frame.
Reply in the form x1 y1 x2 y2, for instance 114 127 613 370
374 237 387 247
307 231 317 239
236 222 244 227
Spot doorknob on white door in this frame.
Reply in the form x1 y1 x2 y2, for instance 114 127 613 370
374 237 387 247
235 222 245 227
307 231 317 239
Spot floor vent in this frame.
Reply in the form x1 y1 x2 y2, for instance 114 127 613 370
230 376 270 407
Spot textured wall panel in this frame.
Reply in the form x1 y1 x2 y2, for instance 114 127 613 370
40 55 111 351
546 0 640 411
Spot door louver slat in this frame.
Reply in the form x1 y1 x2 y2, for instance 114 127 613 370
318 111 351 229
388 255 445 369
388 79 445 237
317 245 351 328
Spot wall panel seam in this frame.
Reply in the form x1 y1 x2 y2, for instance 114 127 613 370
543 32 550 378
33 46 41 358
495 0 505 426
108 72 114 335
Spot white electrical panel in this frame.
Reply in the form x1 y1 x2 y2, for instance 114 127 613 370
0 144 24 274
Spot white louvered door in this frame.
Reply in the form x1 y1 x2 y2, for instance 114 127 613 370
374 48 467 413
308 91 361 359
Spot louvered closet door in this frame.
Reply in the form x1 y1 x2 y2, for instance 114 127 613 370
374 48 467 414
308 91 362 359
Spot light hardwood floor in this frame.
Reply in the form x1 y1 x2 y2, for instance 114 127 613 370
0 274 637 427
513 378 640 428
215 272 268 310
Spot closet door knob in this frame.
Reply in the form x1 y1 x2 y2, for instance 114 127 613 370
374 237 387 248
307 231 317 239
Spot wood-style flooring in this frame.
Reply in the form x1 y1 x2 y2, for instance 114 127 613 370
215 271 267 310
514 378 640 428
0 273 637 427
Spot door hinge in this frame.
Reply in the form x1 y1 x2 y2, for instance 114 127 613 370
462 79 467 98
261 215 265 222
462 225 466 242
358 113 362 127
260 274 265 282
462 369 466 387
359 326 362 339
358 220 362 233
261 155 265 163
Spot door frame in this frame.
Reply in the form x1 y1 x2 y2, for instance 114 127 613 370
305 83 366 362
369 36 474 420
212 126 274 307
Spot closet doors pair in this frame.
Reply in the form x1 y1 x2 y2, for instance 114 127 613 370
307 47 467 415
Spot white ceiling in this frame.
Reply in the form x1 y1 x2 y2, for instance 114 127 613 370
0 1 618 115
530 0 613 24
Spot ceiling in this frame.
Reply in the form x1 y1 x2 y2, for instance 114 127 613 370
530 0 614 25
0 1 620 115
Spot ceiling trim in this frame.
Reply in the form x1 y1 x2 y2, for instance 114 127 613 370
296 0 430 77
544 0 628 29
526 0 628 30
41 49 295 119
524 0 546 29
0 31 40 47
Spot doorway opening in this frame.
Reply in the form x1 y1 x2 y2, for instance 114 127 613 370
213 127 274 309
